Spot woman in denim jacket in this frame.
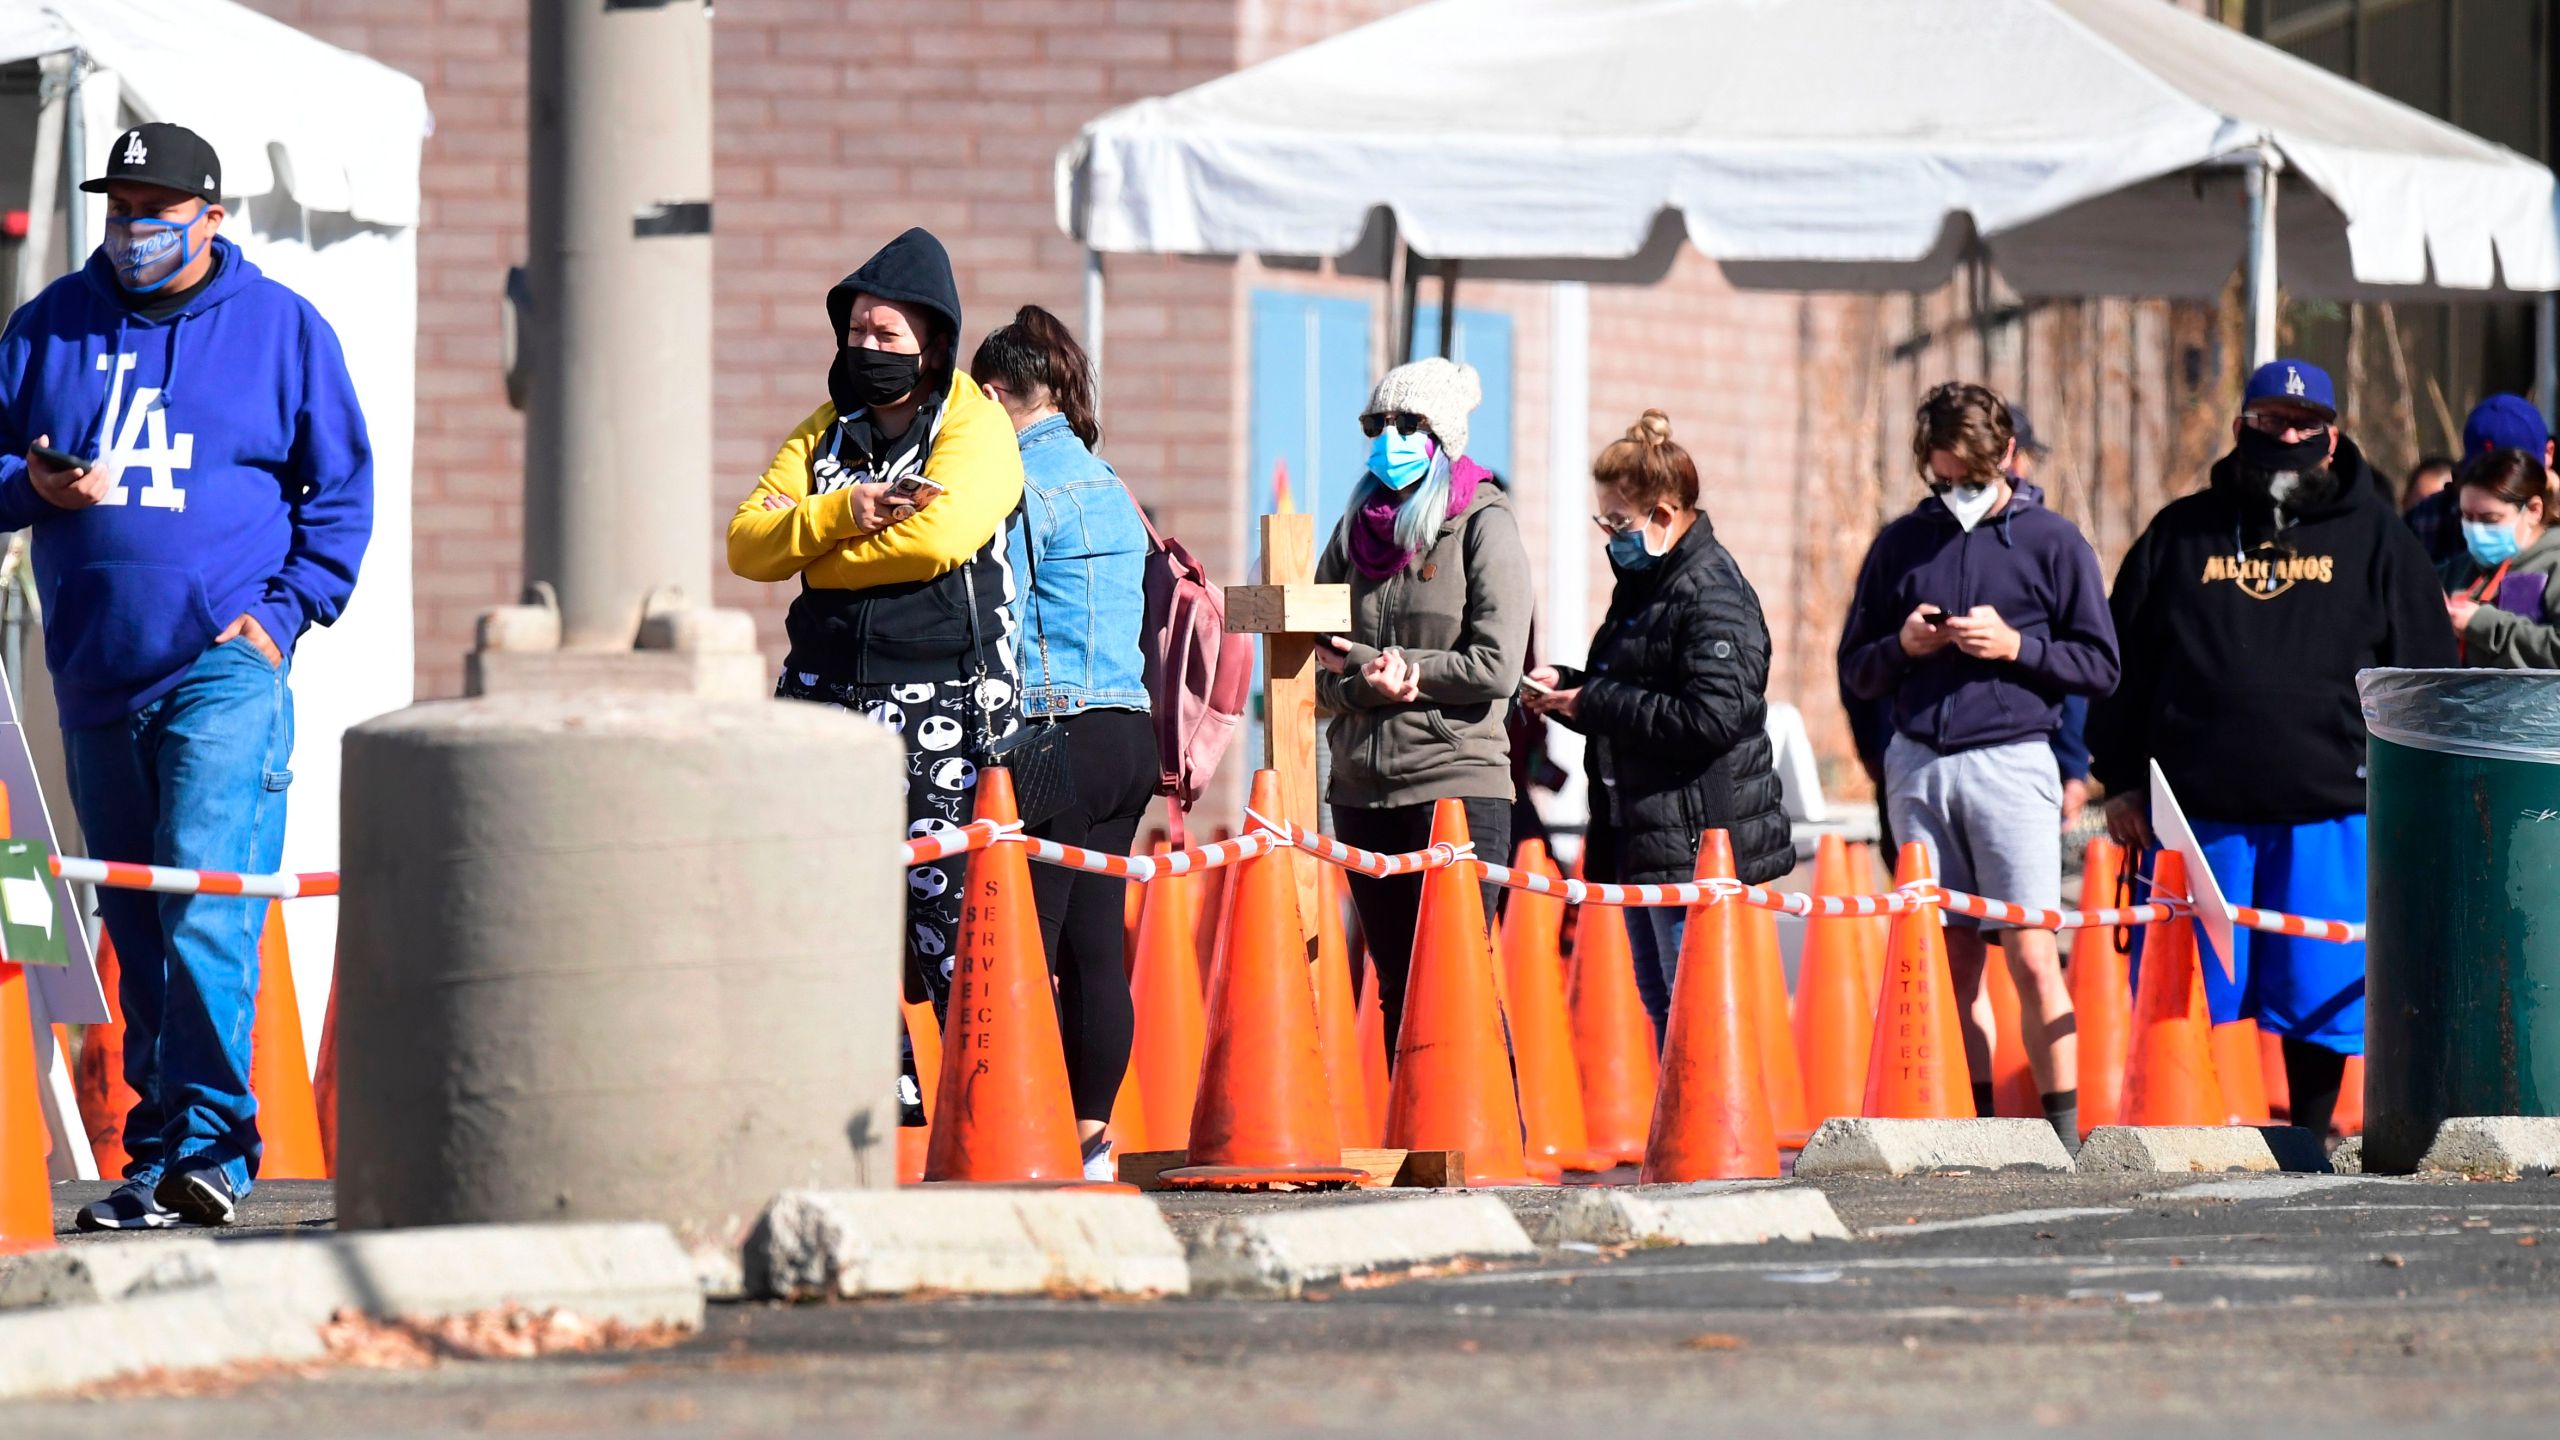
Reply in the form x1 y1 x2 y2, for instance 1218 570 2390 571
974 306 1158 1182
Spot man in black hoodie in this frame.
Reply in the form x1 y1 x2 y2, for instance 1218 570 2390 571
2088 360 2455 1139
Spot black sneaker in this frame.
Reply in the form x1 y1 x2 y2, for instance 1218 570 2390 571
74 1172 177 1232
155 1165 241 1228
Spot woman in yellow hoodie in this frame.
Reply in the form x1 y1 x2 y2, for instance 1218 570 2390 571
728 228 1025 1126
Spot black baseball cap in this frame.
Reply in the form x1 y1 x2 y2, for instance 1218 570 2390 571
80 123 222 205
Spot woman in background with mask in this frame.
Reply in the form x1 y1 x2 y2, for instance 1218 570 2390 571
727 227 1026 1134
2440 447 2560 668
1314 357 1530 1053
1524 411 1790 1039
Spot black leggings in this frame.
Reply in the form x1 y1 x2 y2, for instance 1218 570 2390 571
1026 708 1161 1124
1333 797 1511 1058
2282 1036 2350 1140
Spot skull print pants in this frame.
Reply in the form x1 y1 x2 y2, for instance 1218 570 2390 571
777 668 1019 1123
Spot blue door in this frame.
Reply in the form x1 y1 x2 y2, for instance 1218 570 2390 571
1247 290 1376 774
1408 305 1515 482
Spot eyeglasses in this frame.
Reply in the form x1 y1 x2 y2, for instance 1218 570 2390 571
1590 512 1642 537
1361 411 1428 439
2242 410 2330 440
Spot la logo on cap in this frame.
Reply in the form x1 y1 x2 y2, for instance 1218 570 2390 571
121 131 146 165
2285 366 2306 397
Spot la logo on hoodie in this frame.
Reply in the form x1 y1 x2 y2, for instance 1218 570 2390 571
89 351 195 511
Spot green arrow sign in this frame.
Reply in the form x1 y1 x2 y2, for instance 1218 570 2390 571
0 840 66 967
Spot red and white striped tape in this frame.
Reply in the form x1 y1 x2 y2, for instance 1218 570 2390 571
48 855 340 900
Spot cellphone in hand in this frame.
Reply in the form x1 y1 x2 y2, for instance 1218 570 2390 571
30 444 93 473
882 474 944 505
1920 607 1950 628
1518 675 1555 697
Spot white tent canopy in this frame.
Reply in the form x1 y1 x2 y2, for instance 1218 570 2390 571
0 0 427 1068
1059 0 2560 304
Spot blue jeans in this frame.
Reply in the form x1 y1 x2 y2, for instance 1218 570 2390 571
1621 906 1689 1054
64 638 294 1192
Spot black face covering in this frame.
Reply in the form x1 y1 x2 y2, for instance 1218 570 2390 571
830 346 924 414
2234 427 2329 477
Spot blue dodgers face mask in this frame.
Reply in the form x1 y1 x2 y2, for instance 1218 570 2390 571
2464 518 2524 567
1368 430 1434 491
102 210 206 293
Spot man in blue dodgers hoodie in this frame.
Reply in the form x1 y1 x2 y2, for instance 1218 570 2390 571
1838 382 2119 1149
0 124 371 1229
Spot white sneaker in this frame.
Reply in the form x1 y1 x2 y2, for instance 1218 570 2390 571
1081 1140 1115 1184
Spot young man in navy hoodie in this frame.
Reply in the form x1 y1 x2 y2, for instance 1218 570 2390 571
0 124 372 1229
1839 383 2120 1147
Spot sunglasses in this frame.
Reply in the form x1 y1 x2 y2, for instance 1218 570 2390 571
1360 411 1428 439
2242 410 2330 440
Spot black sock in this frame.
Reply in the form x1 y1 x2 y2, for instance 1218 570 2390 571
2041 1089 2080 1148
1971 1081 1997 1119
2282 1038 2348 1138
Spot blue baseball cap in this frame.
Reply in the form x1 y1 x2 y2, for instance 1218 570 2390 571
2462 393 2549 459
2242 359 2337 420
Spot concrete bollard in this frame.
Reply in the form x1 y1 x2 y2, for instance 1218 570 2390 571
335 692 903 1275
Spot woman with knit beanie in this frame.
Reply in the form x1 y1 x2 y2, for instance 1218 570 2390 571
1314 357 1532 1053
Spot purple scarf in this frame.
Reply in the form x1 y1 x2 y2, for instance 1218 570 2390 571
1348 454 1489 581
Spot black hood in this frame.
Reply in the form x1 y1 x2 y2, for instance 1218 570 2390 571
826 228 961 346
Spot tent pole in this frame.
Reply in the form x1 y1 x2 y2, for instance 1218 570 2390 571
1436 260 1459 358
1083 247 1105 420
2244 145 2280 369
1396 242 1422 367
62 52 86 270
1543 282 1593 848
2536 292 2556 429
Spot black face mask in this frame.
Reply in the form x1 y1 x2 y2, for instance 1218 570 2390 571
2234 427 2329 479
830 346 924 414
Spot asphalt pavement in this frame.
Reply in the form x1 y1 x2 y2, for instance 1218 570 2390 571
18 1171 2560 1438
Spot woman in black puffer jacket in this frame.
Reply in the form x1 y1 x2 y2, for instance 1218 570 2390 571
1526 410 1790 1042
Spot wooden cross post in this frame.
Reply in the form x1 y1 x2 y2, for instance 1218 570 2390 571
1225 513 1351 958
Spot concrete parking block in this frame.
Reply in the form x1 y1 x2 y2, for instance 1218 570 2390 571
2415 1117 2560 1179
0 1240 220 1311
1792 1118 2073 1177
1540 1184 1849 1247
2077 1126 2330 1175
0 1222 700 1399
747 1190 1190 1300
1186 1194 1536 1299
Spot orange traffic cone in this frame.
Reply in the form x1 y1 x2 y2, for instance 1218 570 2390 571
1850 841 1889 1003
1126 857 1208 1153
1106 1056 1147 1158
1162 773 1364 1190
0 960 51 1252
1355 950 1391 1140
313 973 338 1171
1498 843 1608 1174
2070 839 2132 1133
2260 1028 2291 1120
72 930 138 1179
2212 1019 2274 1125
1983 944 2041 1117
1641 831 1779 1182
1740 899 1812 1147
248 906 328 1180
922 769 1092 1186
897 994 941 1184
1567 889 1656 1166
1382 800 1536 1187
1862 842 1973 1118
2335 1056 2366 1137
1794 835 1874 1126
1312 865 1375 1148
2120 851 2227 1126
1192 839 1234 994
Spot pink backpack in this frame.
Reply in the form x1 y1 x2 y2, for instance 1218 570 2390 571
1123 487 1253 840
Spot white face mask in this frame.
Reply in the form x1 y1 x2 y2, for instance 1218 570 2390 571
1937 481 2000 533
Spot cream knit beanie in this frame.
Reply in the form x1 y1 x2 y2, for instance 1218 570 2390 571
1365 357 1483 460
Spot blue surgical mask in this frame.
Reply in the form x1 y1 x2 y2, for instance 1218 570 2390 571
2464 518 2523 567
1605 528 1662 572
1368 430 1433 491
102 211 204 293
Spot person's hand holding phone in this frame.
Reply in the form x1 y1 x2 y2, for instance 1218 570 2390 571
1362 647 1421 703
1316 634 1353 675
1897 603 1954 658
26 435 110 511
1944 604 2023 662
847 477 940 534
1521 664 1579 720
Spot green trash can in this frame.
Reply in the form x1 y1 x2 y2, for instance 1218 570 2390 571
2360 669 2560 1173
